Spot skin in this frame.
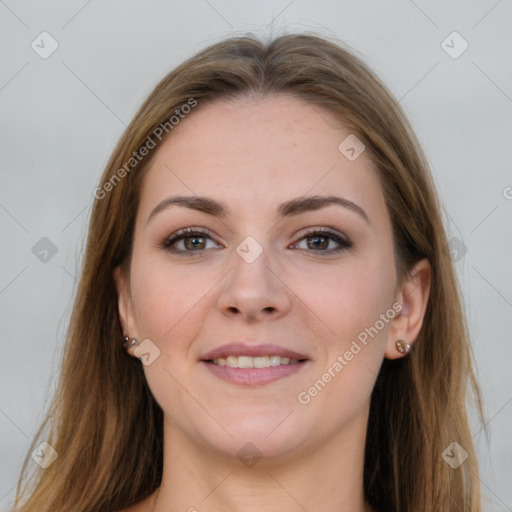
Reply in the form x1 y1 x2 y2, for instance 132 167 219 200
115 94 431 512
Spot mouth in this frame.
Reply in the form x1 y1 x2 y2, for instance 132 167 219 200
207 355 302 367
200 343 310 386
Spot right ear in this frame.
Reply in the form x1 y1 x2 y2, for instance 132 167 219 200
113 265 139 357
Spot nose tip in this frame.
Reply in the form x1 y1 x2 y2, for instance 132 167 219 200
216 241 292 322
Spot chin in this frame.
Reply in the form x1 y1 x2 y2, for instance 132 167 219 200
198 409 312 462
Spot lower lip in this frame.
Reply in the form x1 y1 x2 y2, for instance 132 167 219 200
202 361 308 386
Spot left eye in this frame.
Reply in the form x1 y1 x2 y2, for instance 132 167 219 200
291 229 352 253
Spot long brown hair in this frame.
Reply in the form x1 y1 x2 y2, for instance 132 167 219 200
11 32 484 512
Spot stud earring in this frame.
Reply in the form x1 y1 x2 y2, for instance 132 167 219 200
395 339 411 354
123 336 138 350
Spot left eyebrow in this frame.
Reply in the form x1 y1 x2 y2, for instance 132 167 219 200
276 195 370 224
146 194 370 225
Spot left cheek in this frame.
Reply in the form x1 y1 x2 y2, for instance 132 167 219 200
313 265 393 348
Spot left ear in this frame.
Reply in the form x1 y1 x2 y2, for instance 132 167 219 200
385 258 431 359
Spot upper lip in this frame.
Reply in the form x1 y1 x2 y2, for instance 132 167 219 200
200 343 309 361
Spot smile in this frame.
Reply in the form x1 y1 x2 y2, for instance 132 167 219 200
209 355 301 368
200 342 310 386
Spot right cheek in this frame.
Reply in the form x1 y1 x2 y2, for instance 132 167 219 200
131 279 171 328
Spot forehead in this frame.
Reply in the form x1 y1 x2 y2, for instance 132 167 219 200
137 94 386 223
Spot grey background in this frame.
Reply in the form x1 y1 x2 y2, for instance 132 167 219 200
1 0 511 510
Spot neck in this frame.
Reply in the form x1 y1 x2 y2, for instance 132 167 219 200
150 414 373 512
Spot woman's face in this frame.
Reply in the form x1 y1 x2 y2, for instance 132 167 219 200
116 94 404 460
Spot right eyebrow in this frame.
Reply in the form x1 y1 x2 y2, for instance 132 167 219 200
146 196 230 225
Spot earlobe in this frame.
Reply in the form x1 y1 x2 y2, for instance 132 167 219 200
385 258 431 360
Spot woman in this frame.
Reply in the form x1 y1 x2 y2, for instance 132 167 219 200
11 33 483 512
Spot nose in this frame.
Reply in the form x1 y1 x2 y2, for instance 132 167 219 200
216 241 292 323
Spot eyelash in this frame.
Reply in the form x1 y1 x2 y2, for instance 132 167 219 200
161 227 353 257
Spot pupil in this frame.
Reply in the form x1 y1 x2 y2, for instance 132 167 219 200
308 235 327 250
185 236 205 250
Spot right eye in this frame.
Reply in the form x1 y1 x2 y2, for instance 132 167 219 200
161 227 222 256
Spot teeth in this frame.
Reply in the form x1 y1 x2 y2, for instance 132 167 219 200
211 355 301 368
253 356 269 368
269 355 281 366
238 356 253 368
226 356 238 367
